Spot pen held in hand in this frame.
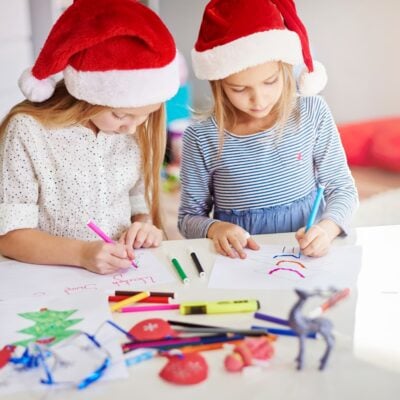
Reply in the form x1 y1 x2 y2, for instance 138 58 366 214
87 219 139 268
305 186 325 232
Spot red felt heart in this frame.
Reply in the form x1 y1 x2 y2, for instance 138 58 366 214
129 318 176 341
159 353 208 385
0 346 14 369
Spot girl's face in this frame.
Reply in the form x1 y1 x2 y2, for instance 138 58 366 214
89 103 162 135
221 61 283 122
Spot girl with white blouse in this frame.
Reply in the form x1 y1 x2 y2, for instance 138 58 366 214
0 0 179 274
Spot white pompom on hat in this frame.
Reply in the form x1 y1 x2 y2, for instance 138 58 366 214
192 0 327 95
18 0 180 107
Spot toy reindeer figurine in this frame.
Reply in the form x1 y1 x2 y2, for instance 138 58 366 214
288 288 335 370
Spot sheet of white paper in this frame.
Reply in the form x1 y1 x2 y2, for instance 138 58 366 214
0 249 175 300
208 244 362 290
0 292 128 395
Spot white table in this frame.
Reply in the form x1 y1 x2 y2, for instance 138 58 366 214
2 225 400 400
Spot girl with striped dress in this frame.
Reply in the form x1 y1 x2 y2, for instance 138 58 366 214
178 0 358 258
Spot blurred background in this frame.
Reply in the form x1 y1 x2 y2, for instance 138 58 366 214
1 0 399 239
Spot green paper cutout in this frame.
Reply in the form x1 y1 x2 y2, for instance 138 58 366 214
12 308 83 347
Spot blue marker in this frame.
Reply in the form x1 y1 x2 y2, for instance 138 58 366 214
251 325 317 339
305 186 325 232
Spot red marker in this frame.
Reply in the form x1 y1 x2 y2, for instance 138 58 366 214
308 288 350 318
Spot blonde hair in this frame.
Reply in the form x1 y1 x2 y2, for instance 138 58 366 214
209 61 297 152
0 80 166 230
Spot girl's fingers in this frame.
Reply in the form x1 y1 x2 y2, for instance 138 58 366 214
219 237 237 258
108 255 132 270
295 227 306 241
229 235 246 258
126 247 135 260
133 229 148 248
299 226 320 250
118 231 126 244
125 224 141 248
109 243 128 259
213 239 227 256
142 232 158 248
301 234 327 257
246 237 260 250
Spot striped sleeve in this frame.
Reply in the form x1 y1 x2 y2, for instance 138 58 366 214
178 125 217 238
312 97 359 233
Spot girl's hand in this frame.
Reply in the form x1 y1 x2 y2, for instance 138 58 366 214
118 221 162 258
207 221 259 258
80 241 133 274
295 220 341 257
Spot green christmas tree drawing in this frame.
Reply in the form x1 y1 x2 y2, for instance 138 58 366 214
12 308 83 347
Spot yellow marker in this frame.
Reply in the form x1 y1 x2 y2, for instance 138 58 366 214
110 291 150 312
179 299 260 315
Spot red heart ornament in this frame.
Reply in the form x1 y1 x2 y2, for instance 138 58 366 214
129 318 176 341
0 346 15 369
159 353 208 385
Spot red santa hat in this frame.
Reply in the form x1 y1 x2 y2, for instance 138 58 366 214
192 0 327 96
19 0 179 107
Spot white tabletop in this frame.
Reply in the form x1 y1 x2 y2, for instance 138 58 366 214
2 225 400 400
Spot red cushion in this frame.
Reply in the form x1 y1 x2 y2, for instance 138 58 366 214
338 118 400 171
370 122 400 172
337 122 376 166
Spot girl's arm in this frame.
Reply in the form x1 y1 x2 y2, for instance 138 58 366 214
0 229 133 274
178 126 217 238
312 97 359 235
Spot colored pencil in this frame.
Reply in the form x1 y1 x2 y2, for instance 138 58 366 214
167 320 269 337
110 291 150 312
115 290 175 298
174 341 244 354
305 186 325 232
173 327 270 337
254 312 289 326
108 295 171 303
122 333 244 353
251 325 317 339
120 304 180 313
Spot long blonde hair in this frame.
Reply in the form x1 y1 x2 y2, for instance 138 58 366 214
0 80 166 230
209 61 297 153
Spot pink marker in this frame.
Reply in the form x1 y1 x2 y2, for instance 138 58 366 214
87 220 138 269
120 304 180 313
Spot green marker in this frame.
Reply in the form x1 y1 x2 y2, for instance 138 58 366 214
169 254 190 284
179 299 260 315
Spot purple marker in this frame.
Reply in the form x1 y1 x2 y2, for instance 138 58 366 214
87 220 138 268
254 311 289 326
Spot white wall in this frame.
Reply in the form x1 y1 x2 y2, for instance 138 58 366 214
161 0 400 123
0 0 33 117
296 0 400 122
1 0 399 123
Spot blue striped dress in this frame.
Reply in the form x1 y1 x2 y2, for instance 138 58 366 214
178 96 358 239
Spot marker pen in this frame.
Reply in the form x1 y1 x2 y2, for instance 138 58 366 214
168 254 190 284
179 299 260 315
187 247 206 278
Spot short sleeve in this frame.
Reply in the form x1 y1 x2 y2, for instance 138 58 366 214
0 115 39 234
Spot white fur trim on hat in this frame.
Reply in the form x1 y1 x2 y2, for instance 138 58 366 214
18 68 57 102
298 61 328 96
192 30 303 80
64 55 180 107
